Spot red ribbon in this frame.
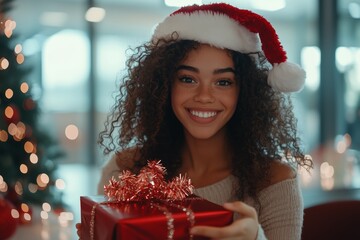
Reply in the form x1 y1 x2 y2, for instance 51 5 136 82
104 160 194 201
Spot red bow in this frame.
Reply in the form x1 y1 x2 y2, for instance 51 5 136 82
104 160 194 201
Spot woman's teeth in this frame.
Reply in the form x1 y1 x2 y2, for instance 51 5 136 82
190 110 217 118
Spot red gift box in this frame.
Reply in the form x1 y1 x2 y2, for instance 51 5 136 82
81 195 233 240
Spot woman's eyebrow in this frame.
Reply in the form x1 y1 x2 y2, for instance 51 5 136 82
176 65 198 72
213 67 235 74
176 65 235 74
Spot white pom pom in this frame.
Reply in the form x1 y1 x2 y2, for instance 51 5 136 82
267 62 306 93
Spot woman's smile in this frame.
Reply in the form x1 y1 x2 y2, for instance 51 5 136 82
189 109 218 119
187 108 220 124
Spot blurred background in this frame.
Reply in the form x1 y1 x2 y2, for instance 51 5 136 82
0 0 359 239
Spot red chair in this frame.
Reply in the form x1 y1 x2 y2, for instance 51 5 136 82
302 200 360 240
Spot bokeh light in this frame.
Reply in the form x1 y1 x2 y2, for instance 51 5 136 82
65 124 79 140
55 178 66 190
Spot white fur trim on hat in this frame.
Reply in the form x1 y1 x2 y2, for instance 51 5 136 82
153 12 261 53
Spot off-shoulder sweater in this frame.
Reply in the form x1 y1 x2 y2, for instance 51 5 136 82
97 156 303 240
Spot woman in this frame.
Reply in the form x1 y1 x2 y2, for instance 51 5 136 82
79 3 313 239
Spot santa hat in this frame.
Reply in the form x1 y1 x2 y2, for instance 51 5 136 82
152 3 305 93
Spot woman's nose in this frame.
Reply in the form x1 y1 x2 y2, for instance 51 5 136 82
193 84 215 103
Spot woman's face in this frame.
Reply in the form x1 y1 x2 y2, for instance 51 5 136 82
171 44 240 140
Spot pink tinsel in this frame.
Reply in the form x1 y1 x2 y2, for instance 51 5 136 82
104 160 194 201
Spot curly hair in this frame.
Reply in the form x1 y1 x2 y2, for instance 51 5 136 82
98 36 313 202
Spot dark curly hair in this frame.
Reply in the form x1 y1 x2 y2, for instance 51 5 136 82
98 36 313 202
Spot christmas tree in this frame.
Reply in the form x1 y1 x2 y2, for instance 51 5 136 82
0 0 64 222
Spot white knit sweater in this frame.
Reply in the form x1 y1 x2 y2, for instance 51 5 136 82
98 156 303 240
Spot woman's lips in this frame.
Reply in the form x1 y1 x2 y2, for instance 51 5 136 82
190 110 218 118
187 108 219 123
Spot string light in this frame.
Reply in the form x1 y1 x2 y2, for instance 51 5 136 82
23 212 32 222
42 202 51 212
14 122 26 140
5 88 13 99
0 57 9 70
8 123 17 136
55 179 66 190
24 141 35 153
20 164 28 174
4 106 14 119
3 19 16 38
16 53 25 64
40 210 49 220
0 182 8 192
40 174 49 184
37 173 50 188
11 209 20 219
28 183 38 193
20 82 29 93
4 28 12 37
14 44 22 54
29 153 39 164
5 19 16 29
15 181 23 195
21 203 29 213
0 130 9 142
0 176 8 192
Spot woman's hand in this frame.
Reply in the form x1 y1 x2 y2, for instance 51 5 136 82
190 201 259 240
76 223 82 239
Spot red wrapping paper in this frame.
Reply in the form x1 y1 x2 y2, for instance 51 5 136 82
81 195 233 240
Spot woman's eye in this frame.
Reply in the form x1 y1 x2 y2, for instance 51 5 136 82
179 76 195 83
217 79 233 86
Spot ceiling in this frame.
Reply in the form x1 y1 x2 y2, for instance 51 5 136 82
5 0 358 42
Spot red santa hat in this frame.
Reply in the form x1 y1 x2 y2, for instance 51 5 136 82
152 3 305 93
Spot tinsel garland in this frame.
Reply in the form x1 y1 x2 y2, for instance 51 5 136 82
104 160 194 201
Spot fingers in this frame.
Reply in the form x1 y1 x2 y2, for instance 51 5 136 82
223 202 257 219
190 201 259 239
76 223 82 239
190 225 239 239
191 219 258 240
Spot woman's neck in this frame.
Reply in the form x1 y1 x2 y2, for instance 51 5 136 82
180 129 232 179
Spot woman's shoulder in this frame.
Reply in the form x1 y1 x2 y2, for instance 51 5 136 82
255 161 301 207
269 160 296 184
114 147 140 170
260 160 296 190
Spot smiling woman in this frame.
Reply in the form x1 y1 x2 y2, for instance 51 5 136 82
86 3 313 240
